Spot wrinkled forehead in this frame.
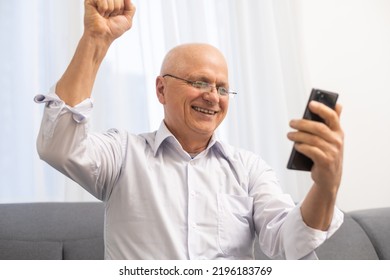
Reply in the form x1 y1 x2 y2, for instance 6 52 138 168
160 44 228 78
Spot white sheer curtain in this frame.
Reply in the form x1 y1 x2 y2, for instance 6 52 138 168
0 0 311 203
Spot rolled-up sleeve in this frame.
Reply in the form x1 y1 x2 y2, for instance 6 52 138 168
34 85 93 137
281 204 344 259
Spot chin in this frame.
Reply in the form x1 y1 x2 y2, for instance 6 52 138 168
194 124 218 135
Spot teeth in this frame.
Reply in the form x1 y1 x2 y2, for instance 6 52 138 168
193 106 217 115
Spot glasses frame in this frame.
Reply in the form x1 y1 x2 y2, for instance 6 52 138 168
162 74 237 97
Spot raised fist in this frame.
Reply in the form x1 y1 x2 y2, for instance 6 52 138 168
84 0 136 42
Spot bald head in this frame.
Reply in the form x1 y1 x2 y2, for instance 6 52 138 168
160 43 228 77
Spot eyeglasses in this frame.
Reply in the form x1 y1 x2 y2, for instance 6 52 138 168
162 74 237 97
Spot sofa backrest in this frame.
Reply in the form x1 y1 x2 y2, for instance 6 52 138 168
349 208 390 260
315 213 378 259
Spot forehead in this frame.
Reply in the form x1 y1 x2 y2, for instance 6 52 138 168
162 44 229 80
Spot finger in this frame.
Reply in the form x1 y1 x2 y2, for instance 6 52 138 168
309 101 342 131
124 0 134 12
335 103 342 117
287 130 329 151
94 0 108 17
293 141 339 168
104 0 114 17
294 143 325 168
289 119 336 144
110 0 124 16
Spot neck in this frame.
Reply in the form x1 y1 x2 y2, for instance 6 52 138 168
163 121 212 154
174 130 212 153
179 138 210 154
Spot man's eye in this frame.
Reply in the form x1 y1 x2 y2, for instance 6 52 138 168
192 81 209 88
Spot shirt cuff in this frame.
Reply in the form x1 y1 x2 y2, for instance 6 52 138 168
281 204 344 260
34 84 93 124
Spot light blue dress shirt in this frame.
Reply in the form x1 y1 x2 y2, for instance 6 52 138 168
35 90 343 260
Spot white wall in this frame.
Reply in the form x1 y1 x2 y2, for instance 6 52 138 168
294 0 390 211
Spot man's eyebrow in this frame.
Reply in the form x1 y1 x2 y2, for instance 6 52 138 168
189 75 228 87
187 75 210 82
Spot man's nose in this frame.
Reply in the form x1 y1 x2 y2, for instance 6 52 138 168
202 86 219 104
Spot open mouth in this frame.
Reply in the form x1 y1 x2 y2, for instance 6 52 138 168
192 106 218 115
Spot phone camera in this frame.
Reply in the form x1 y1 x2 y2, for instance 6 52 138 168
317 91 325 100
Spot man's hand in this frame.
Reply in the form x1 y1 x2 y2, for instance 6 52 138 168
288 101 344 230
288 101 344 192
84 0 136 43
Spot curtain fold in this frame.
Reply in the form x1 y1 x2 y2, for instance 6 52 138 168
0 0 309 203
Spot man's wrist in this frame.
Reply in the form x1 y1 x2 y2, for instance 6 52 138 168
80 32 112 61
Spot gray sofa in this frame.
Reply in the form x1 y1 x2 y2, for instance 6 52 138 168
0 202 389 260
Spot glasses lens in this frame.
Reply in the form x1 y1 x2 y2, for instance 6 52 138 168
218 88 229 96
192 81 209 89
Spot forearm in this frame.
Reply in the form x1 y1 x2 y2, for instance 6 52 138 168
56 34 111 107
300 183 338 231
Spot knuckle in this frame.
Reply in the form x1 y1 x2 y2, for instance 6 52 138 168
96 0 108 13
316 123 329 135
312 135 323 147
321 154 334 166
322 158 331 167
333 135 344 150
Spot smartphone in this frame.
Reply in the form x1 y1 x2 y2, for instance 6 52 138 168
287 88 339 171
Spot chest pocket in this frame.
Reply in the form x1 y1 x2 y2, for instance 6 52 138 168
217 193 254 257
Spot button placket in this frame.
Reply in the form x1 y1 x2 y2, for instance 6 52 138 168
187 159 199 259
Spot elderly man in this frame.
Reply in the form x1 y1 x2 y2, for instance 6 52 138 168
35 0 344 259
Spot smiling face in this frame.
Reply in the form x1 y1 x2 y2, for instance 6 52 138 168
155 44 230 152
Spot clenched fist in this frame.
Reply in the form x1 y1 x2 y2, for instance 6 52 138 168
84 0 136 42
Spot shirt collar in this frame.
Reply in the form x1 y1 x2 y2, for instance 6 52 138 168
153 121 177 156
153 121 230 159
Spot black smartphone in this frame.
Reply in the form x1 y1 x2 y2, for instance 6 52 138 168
287 88 339 171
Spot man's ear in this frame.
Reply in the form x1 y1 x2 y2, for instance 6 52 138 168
156 76 166 104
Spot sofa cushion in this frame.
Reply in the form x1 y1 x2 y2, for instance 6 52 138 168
350 208 390 260
63 237 104 260
0 240 62 260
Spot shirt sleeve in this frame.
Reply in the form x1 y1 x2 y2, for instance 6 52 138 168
281 203 344 259
35 87 126 201
248 155 344 260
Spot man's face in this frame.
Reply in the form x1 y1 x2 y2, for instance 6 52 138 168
156 45 230 143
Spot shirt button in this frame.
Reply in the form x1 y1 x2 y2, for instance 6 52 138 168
192 222 197 229
191 190 196 196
